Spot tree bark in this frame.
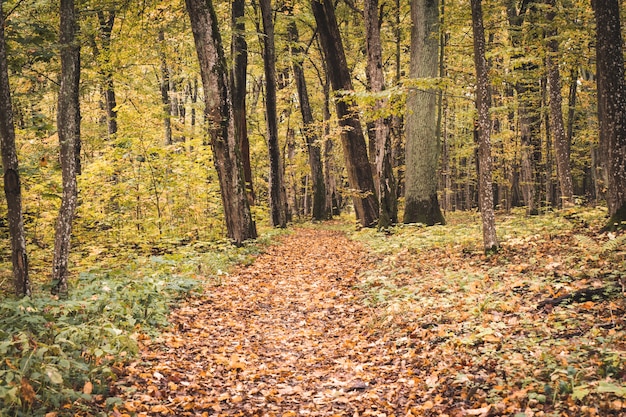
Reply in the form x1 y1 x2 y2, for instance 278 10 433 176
311 0 379 227
185 0 257 244
158 30 172 146
97 10 117 139
287 20 328 221
470 0 498 252
52 0 81 296
364 0 398 228
593 0 626 227
404 0 445 225
546 0 573 207
260 0 287 228
0 0 30 297
231 0 254 204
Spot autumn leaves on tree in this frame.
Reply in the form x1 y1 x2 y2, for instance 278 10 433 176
3 0 626 295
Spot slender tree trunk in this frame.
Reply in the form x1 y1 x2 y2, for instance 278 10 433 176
566 67 577 149
97 11 117 138
593 0 626 226
288 20 328 220
52 0 81 296
185 0 257 244
231 0 254 204
471 0 498 252
364 0 398 228
404 0 445 225
507 0 541 215
260 0 287 227
0 0 30 297
322 69 338 216
311 0 379 227
158 30 172 146
546 0 573 207
391 0 404 197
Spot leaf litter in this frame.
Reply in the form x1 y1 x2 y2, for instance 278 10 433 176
111 214 625 417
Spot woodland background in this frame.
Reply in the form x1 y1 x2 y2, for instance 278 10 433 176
0 0 625 415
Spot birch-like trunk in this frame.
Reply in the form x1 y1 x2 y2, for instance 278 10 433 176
470 0 498 252
52 0 81 296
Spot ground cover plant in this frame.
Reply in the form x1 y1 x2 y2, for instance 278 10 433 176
0 229 288 417
351 207 625 415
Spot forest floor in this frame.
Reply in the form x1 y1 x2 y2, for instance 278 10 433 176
108 211 626 417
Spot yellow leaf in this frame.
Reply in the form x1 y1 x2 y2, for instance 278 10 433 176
150 404 170 413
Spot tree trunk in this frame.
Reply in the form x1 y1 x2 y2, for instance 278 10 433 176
546 0 573 207
311 0 379 227
404 0 445 225
364 0 398 228
185 0 257 244
260 0 287 228
0 0 30 297
97 11 117 139
287 20 328 221
52 0 81 296
231 0 254 204
471 0 498 252
158 30 172 146
593 0 626 227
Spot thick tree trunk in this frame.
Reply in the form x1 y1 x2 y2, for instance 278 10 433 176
0 0 30 297
364 0 398 228
185 0 257 244
231 0 254 204
471 0 498 252
97 11 117 139
260 0 287 228
546 0 573 207
311 0 379 227
158 30 172 146
52 0 81 296
404 0 445 225
593 0 626 227
288 20 328 221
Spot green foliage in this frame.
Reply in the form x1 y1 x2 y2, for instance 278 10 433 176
0 265 199 416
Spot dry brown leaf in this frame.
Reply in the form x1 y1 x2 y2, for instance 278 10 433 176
83 380 93 395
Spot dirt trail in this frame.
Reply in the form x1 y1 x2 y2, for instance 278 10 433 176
117 228 415 416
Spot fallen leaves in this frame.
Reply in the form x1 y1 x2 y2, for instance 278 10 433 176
106 218 625 417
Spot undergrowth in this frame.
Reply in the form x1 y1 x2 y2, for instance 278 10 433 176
0 228 288 417
349 207 626 416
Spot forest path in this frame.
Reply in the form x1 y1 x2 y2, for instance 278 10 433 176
116 228 415 416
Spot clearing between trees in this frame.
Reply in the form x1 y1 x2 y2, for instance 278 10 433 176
109 215 625 417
